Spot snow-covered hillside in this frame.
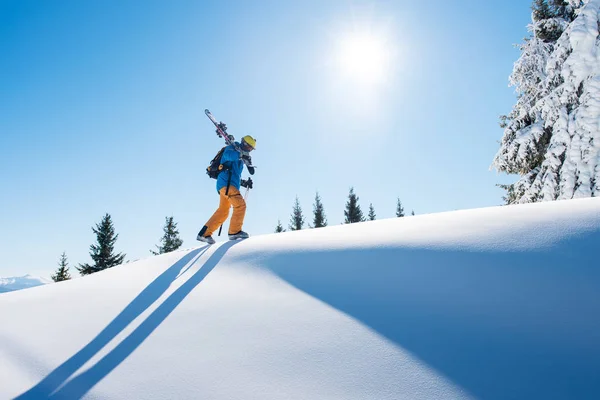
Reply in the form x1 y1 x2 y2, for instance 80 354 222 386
1 198 599 399
0 274 49 294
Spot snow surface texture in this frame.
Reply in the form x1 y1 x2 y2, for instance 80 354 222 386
1 198 599 399
493 0 600 202
0 275 49 293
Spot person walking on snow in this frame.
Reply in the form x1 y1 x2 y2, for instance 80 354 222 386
197 135 256 244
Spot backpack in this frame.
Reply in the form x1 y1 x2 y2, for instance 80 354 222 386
206 146 227 179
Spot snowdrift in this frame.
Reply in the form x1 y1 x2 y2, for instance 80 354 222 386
1 198 599 399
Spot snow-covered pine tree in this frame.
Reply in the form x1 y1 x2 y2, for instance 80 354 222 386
289 196 305 231
51 252 71 282
493 0 599 203
77 213 126 275
551 0 579 20
368 203 376 221
533 0 570 41
396 198 405 217
275 220 285 233
151 216 183 255
344 187 365 223
312 192 328 228
494 0 570 185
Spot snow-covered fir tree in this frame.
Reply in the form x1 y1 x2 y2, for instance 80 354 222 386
368 203 376 221
493 0 600 203
275 220 285 233
51 252 71 282
494 0 575 189
396 198 405 217
78 213 126 275
151 216 183 255
312 192 328 228
344 187 365 223
289 196 305 231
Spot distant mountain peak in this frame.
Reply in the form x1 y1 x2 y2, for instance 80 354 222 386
0 274 50 293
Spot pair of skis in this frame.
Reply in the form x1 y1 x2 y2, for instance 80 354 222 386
204 109 254 200
205 109 254 167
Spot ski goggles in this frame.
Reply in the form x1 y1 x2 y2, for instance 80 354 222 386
241 141 254 151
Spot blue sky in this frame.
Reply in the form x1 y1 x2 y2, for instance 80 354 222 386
1 0 531 278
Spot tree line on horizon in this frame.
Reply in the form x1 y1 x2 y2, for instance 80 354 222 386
276 187 415 233
50 187 414 282
51 215 183 283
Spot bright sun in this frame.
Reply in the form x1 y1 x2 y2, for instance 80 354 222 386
337 32 393 86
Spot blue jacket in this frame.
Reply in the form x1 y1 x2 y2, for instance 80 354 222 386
216 143 244 193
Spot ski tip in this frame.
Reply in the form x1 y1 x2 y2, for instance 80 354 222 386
204 109 210 114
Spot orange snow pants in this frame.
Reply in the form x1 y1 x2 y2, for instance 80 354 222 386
204 186 246 236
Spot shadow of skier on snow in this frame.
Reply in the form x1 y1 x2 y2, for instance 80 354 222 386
16 243 235 399
254 229 600 400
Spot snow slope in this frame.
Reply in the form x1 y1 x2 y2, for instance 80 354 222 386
0 275 49 294
1 198 599 399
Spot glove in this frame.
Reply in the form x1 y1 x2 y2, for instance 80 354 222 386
241 154 252 164
247 166 255 175
241 178 253 189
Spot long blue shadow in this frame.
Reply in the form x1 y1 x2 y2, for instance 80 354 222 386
45 241 237 399
258 230 600 400
16 246 209 400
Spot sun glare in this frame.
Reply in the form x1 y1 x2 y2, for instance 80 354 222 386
337 32 393 86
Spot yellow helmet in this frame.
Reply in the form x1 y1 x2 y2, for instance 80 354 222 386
241 135 256 150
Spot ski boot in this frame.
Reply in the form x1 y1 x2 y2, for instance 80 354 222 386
197 235 215 245
229 231 249 240
197 226 216 245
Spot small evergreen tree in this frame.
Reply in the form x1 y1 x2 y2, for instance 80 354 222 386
151 216 183 255
411 210 415 216
275 220 285 233
368 203 376 221
396 198 405 217
344 187 365 223
78 213 126 276
312 192 328 228
289 196 305 231
51 252 71 282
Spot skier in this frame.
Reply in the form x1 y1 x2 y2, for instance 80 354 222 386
197 135 256 244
